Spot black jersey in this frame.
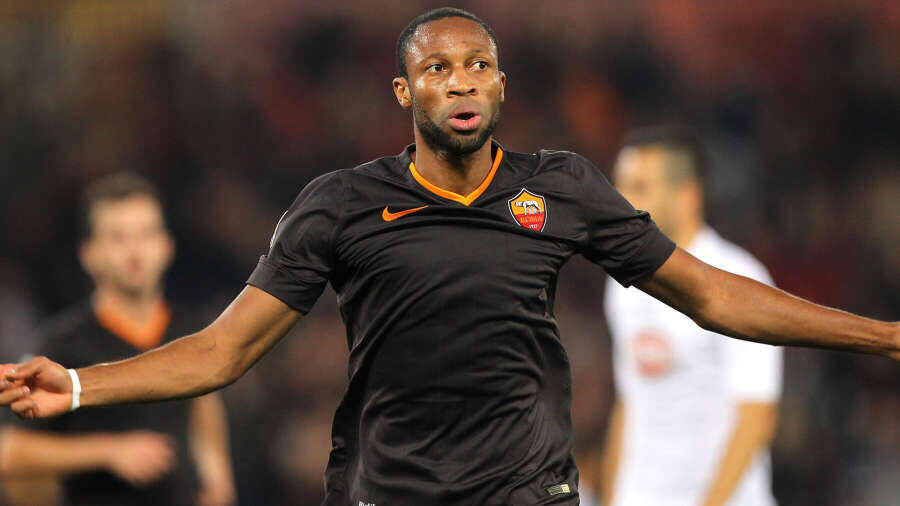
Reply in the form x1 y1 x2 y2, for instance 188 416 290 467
248 141 675 505
25 303 198 506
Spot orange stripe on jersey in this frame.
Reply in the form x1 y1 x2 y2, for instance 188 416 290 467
95 300 171 351
409 147 503 206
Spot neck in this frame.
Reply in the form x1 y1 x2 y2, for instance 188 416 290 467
93 285 163 325
411 131 495 197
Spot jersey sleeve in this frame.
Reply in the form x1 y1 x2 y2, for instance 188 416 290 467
246 172 343 314
571 154 675 287
721 255 783 401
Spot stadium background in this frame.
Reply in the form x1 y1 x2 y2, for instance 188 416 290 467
0 1 897 505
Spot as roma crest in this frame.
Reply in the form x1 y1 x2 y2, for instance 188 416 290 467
508 188 547 231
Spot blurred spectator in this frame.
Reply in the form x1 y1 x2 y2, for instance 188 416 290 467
0 172 235 506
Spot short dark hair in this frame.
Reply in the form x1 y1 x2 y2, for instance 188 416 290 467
620 125 708 186
396 7 500 78
80 171 163 239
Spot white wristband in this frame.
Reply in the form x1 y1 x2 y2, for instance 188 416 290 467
67 369 81 412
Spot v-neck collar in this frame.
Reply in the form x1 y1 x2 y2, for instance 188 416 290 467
402 141 504 206
94 299 171 351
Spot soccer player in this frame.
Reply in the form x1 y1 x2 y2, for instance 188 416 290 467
0 8 896 506
600 128 780 506
0 173 235 506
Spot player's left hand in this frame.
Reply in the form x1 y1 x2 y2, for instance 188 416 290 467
0 357 73 419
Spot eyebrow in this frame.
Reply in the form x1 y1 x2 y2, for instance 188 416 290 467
420 48 492 61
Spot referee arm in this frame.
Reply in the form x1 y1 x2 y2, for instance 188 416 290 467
638 248 900 360
0 286 300 419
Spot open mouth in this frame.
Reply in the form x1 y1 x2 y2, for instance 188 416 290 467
447 111 482 132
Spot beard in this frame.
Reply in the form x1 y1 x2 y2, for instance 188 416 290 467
412 97 501 156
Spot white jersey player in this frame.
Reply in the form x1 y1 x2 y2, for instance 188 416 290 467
600 127 782 506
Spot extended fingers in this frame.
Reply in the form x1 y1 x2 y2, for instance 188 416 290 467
5 357 47 381
0 386 30 406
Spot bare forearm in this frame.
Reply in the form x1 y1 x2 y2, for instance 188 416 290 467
700 402 777 506
699 269 895 356
78 286 301 408
77 330 236 408
0 287 300 420
640 248 899 359
0 427 111 476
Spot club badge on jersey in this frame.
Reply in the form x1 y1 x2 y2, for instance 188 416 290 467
632 329 675 378
508 188 547 231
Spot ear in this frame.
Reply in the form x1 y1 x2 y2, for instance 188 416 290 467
392 77 412 109
498 71 506 103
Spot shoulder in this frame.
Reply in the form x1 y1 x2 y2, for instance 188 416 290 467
344 153 409 185
32 304 94 357
533 149 611 189
297 168 349 196
291 154 406 201
498 147 600 176
531 149 594 174
34 304 92 341
503 148 610 199
277 169 352 218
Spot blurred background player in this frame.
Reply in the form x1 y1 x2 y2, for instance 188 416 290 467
599 127 782 506
0 173 235 506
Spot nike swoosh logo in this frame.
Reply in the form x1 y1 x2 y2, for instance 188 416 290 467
382 205 428 221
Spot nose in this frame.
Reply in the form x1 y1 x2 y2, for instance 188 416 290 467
447 65 476 97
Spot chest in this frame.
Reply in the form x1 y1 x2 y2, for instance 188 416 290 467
332 182 579 293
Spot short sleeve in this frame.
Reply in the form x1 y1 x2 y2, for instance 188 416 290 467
721 255 783 401
571 154 675 286
247 172 343 314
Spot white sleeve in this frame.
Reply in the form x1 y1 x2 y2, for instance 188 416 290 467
723 254 783 402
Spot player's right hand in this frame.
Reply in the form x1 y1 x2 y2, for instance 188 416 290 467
0 357 73 419
105 431 175 487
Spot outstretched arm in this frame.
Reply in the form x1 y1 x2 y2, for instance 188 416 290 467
0 286 301 418
638 248 899 359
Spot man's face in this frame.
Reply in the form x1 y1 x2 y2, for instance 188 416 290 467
393 17 506 155
80 195 173 296
613 146 677 233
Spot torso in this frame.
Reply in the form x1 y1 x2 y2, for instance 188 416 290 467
251 141 675 505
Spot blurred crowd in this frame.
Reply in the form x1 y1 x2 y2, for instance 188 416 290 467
0 1 897 505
